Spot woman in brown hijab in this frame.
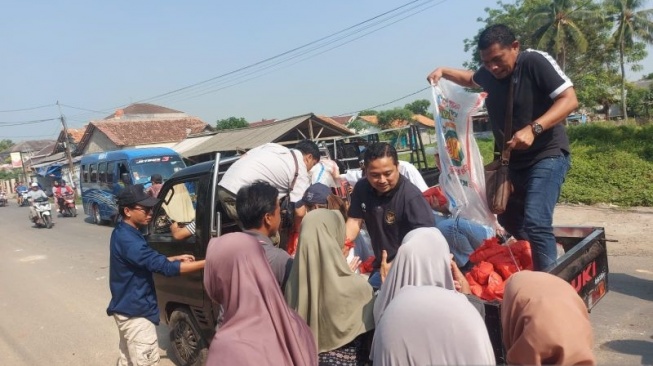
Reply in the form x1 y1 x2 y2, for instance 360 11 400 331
285 209 375 366
502 271 596 366
203 232 317 366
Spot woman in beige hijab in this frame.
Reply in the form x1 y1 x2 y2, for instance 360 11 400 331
502 271 596 365
285 209 375 365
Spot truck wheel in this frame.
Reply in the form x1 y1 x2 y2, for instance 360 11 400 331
169 308 208 366
92 204 102 225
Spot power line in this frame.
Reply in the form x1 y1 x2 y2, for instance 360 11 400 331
137 0 448 105
0 104 53 113
0 117 60 126
162 0 446 105
337 87 430 117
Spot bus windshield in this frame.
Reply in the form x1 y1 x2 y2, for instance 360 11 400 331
130 155 185 185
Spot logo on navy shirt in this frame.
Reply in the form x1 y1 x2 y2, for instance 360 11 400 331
385 209 396 224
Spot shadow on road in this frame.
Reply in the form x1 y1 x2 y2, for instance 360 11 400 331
609 273 653 302
601 339 653 365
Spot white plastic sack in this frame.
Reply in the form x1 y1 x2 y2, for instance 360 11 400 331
431 80 499 230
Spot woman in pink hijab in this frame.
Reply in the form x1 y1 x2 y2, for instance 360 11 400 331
203 232 318 366
502 271 596 366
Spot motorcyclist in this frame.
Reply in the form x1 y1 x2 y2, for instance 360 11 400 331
52 180 74 213
26 182 48 223
16 182 28 205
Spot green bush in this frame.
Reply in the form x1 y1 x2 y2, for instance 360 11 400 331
416 124 653 207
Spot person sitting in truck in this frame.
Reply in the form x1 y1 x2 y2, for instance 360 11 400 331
106 184 205 366
285 209 374 366
371 286 495 366
345 143 435 290
217 140 320 231
203 232 318 366
237 181 293 290
501 271 596 366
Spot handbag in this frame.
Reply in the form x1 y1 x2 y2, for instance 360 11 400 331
279 149 299 229
485 79 514 215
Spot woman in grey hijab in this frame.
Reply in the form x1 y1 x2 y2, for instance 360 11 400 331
374 227 482 324
372 285 495 365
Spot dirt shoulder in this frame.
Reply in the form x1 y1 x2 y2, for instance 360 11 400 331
553 204 653 257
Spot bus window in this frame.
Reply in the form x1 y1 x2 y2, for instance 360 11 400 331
130 155 185 185
107 162 116 184
90 164 97 183
98 162 107 183
82 165 88 183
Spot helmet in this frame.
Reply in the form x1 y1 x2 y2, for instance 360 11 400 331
31 182 39 187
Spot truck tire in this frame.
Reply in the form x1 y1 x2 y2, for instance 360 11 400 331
169 308 208 366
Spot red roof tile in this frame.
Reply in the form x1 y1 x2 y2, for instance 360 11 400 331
104 103 183 119
86 118 209 147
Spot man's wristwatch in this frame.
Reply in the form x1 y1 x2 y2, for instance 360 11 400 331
531 122 544 137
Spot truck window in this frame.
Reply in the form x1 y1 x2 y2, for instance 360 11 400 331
81 164 88 183
154 181 198 237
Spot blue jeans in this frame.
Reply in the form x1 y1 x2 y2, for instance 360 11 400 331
437 217 494 267
499 154 571 271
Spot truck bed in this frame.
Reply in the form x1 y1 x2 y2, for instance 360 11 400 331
483 226 609 364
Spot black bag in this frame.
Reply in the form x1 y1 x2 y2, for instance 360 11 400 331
280 150 299 229
485 78 514 215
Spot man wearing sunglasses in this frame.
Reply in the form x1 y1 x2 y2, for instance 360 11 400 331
107 184 205 366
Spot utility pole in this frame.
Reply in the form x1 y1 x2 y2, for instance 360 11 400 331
57 102 77 189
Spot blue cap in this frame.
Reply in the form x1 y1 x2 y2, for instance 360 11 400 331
297 183 331 207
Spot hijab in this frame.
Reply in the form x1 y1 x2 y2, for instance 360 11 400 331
204 232 317 366
284 209 375 353
502 271 596 366
372 285 495 365
373 227 455 324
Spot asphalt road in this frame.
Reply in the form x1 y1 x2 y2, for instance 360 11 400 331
0 201 651 365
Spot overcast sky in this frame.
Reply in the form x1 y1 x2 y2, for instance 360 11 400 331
2 0 652 142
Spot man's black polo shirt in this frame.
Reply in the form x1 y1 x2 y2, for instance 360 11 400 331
348 175 435 269
473 49 572 169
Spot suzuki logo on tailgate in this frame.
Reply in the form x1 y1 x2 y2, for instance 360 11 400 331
571 261 597 292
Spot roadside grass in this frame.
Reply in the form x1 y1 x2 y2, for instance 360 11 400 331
413 123 653 207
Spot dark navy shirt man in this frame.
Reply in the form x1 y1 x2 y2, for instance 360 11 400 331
427 24 578 270
346 143 435 289
107 184 205 366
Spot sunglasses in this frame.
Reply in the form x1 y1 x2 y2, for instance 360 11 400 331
131 206 153 215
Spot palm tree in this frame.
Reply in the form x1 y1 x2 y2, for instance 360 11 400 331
529 0 599 71
607 0 653 120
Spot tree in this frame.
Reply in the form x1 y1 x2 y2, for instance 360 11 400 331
215 117 248 130
529 0 599 71
606 0 653 120
347 119 373 133
0 139 14 152
404 99 432 117
357 109 378 116
376 108 414 130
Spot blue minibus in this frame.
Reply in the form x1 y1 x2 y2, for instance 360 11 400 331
80 147 186 224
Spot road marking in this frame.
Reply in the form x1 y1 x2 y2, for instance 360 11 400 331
635 269 653 275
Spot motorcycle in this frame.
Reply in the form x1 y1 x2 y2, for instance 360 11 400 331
59 192 77 217
0 192 7 207
20 191 31 207
31 197 53 229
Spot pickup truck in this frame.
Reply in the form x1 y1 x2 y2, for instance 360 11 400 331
147 155 609 366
